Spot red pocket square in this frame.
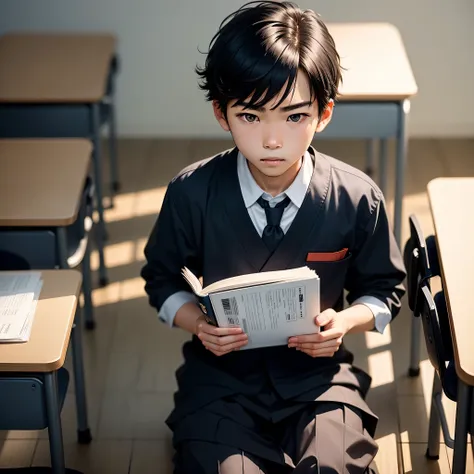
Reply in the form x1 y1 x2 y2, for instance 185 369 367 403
306 248 348 262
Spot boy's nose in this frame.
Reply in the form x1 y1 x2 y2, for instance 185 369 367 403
263 138 282 150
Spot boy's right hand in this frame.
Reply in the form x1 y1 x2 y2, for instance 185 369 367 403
195 314 248 356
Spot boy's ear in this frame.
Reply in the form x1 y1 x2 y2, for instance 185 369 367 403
315 99 335 134
213 100 230 132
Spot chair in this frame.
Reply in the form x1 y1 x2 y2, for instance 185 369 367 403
0 367 79 474
403 214 440 376
417 283 472 473
405 215 471 473
0 368 70 431
0 176 96 329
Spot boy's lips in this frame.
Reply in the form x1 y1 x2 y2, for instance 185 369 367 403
260 157 285 162
260 158 285 167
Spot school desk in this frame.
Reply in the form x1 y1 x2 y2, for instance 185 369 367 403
0 33 119 240
0 269 87 474
428 177 474 474
322 23 418 245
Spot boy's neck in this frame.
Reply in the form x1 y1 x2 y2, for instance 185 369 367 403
248 157 303 197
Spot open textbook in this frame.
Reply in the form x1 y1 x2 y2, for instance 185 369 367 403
182 266 320 350
0 272 43 343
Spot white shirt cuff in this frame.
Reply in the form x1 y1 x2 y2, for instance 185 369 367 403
351 296 392 334
159 291 198 327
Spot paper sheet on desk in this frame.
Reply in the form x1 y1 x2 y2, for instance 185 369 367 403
17 284 41 341
0 272 41 294
0 272 43 342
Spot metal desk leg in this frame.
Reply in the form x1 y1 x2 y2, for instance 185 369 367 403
365 140 377 178
452 381 471 474
378 139 388 198
44 372 66 474
393 100 410 246
56 227 92 444
71 305 92 444
108 80 120 197
91 103 109 286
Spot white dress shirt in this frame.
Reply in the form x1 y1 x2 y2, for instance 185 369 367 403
159 151 392 333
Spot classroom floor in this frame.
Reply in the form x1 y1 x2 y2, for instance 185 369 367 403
0 137 473 473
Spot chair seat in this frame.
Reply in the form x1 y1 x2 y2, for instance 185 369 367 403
0 368 69 431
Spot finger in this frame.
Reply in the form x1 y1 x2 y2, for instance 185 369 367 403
295 339 342 350
199 332 248 346
314 309 336 327
288 333 320 345
196 321 243 338
203 338 248 355
201 324 244 337
317 328 344 342
300 348 338 358
288 330 342 345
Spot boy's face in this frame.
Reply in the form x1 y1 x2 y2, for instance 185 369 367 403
213 72 333 181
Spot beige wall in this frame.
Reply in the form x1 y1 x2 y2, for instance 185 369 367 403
1 0 473 138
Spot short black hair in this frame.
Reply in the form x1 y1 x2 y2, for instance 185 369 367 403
196 1 342 119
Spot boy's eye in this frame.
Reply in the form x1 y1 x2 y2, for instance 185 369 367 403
238 113 258 123
288 113 306 123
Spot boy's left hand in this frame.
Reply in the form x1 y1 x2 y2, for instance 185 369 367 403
287 308 348 358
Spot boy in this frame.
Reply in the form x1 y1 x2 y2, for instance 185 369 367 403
141 2 406 473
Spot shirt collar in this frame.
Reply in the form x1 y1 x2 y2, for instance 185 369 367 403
237 150 313 208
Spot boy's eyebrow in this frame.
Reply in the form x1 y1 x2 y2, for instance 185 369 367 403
235 101 313 113
280 101 313 112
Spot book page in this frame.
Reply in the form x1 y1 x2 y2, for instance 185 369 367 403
181 267 204 296
202 266 317 295
209 277 320 350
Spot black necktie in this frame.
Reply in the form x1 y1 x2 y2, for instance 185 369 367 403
257 195 291 253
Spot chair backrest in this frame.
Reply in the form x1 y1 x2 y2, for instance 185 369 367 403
0 230 57 270
404 214 440 312
419 284 457 399
433 290 454 361
419 284 446 373
0 368 69 430
425 235 440 277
